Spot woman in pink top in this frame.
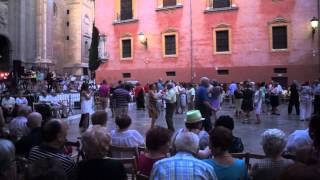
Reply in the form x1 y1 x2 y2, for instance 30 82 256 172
138 126 172 176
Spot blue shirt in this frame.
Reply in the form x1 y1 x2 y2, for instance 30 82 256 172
203 159 249 180
150 152 217 180
195 85 211 117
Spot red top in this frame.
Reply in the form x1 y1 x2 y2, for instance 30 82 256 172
137 153 165 176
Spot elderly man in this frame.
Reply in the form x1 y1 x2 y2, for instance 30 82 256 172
29 119 76 180
0 139 17 180
195 77 216 131
77 126 127 180
15 112 43 157
150 131 217 180
162 83 177 131
9 106 32 140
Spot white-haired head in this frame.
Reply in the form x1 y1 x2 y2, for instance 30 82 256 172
261 129 286 158
200 77 210 87
0 139 15 175
81 126 110 159
174 131 199 155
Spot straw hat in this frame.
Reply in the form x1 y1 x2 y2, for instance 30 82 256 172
185 110 205 124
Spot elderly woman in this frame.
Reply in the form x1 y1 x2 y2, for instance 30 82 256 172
203 127 248 180
138 126 172 176
110 115 144 148
251 129 292 180
77 126 126 180
0 139 17 180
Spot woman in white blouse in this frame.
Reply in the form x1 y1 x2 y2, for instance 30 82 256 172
111 114 144 148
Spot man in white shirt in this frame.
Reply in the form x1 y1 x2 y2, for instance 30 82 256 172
39 91 52 103
162 83 177 131
285 129 313 154
187 83 196 110
50 92 67 118
15 91 28 107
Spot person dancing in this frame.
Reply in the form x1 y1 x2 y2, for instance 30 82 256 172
79 82 93 132
148 84 159 128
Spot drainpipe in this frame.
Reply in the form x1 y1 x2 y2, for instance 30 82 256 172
189 0 194 83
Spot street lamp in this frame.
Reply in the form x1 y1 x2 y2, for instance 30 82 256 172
311 16 319 36
138 32 148 48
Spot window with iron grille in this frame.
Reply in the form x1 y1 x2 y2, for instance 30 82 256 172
274 68 287 74
120 0 133 20
163 0 177 7
166 71 176 76
122 39 132 58
164 35 176 55
123 73 131 78
216 30 229 52
272 26 287 49
217 69 229 75
212 0 231 8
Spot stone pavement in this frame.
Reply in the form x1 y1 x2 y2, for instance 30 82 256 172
66 102 308 155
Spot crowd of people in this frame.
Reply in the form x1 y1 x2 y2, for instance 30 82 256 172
0 76 320 180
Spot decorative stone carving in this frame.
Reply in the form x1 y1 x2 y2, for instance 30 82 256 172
0 2 8 31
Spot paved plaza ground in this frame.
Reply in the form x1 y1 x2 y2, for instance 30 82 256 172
66 102 308 155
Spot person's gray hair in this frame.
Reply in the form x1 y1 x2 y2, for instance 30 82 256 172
174 131 199 154
81 126 110 159
200 77 209 84
0 139 15 174
261 129 286 158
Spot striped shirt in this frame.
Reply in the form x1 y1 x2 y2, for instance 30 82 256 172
113 88 131 108
150 152 217 180
29 145 76 179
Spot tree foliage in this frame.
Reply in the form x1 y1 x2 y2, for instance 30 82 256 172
89 23 100 73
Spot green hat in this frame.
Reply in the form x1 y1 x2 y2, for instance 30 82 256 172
185 110 205 124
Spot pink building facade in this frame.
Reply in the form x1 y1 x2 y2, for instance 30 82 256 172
95 0 320 86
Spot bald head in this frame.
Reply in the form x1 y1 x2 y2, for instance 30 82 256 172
200 77 210 87
27 112 42 129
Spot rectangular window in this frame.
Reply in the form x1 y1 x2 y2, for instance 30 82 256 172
166 71 176 76
67 10 70 14
216 30 229 52
217 69 229 75
66 36 69 40
121 38 133 59
274 68 287 74
272 26 288 50
165 35 176 55
123 73 131 78
212 0 231 8
120 0 133 20
66 22 69 27
163 0 177 7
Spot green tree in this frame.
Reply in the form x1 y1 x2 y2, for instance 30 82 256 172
89 23 100 79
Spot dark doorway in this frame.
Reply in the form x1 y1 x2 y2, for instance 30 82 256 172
0 35 11 71
272 77 288 89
